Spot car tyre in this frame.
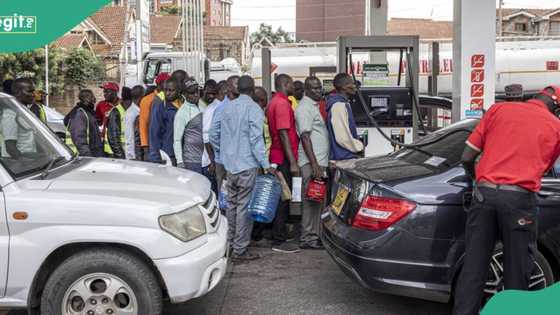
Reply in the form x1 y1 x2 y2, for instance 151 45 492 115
483 248 554 299
40 248 162 315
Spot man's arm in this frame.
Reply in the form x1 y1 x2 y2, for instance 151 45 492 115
5 140 20 159
173 109 187 167
296 106 322 179
461 145 480 180
108 111 125 159
148 101 164 162
300 132 323 179
70 111 92 157
279 130 300 176
249 106 270 171
209 107 222 154
330 102 363 153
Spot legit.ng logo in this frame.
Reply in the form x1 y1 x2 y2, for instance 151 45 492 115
0 14 37 34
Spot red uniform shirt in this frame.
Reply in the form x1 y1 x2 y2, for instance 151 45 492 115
266 92 299 165
467 100 560 192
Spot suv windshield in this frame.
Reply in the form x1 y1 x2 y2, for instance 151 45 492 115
0 95 73 179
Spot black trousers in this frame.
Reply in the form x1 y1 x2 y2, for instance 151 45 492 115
272 160 292 243
453 186 538 315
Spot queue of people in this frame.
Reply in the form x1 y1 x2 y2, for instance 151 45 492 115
1 70 365 262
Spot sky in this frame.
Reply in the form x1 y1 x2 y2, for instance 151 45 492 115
231 0 560 33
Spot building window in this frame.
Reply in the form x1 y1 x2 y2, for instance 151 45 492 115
514 23 528 32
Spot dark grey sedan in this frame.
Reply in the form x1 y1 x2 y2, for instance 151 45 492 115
322 119 559 303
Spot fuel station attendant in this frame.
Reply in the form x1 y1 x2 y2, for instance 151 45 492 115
453 86 560 315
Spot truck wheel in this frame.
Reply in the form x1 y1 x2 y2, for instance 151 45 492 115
40 248 162 315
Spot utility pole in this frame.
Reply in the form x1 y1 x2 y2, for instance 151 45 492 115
498 0 504 37
45 45 49 107
121 0 130 88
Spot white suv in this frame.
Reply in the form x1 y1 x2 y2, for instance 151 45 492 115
0 93 228 314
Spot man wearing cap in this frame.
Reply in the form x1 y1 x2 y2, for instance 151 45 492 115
96 82 120 136
139 72 170 160
453 86 560 315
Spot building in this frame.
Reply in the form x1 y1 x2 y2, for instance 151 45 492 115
388 18 452 40
498 8 560 36
296 0 366 42
66 6 136 80
150 15 183 51
205 0 233 26
204 26 249 65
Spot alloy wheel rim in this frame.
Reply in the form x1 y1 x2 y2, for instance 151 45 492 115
62 272 138 315
484 251 547 297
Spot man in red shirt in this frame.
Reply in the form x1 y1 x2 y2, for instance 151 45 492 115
453 86 560 315
95 82 120 136
267 73 300 253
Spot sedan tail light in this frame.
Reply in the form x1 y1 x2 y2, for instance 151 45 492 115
352 195 416 231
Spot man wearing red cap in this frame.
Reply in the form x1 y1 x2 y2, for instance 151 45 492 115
454 86 560 315
95 82 120 136
139 72 170 160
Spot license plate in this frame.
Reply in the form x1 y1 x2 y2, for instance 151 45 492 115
331 185 350 216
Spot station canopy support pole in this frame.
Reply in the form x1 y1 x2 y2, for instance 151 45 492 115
452 0 496 122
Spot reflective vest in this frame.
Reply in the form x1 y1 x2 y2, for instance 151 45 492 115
103 104 126 155
37 104 47 123
65 108 89 155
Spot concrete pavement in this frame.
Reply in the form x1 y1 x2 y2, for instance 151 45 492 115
2 248 452 315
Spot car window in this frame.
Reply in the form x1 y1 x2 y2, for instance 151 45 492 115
0 97 72 179
145 59 159 83
393 130 471 170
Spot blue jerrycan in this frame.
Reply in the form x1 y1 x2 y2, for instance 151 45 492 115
248 174 282 223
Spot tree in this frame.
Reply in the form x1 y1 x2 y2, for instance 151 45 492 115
250 23 294 47
0 46 65 95
64 48 105 89
0 47 104 95
160 5 179 15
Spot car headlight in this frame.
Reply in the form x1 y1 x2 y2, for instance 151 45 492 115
159 207 207 242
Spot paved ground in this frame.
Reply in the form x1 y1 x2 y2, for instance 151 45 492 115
2 248 452 315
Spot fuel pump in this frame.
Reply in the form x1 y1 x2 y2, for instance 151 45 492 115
337 36 423 157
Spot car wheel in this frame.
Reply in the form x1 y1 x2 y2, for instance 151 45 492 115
484 248 553 299
40 248 162 315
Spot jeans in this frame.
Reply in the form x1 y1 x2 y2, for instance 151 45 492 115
300 164 326 244
226 168 258 256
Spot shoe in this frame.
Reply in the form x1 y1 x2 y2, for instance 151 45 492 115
300 240 323 250
272 241 301 254
232 250 261 262
250 238 271 248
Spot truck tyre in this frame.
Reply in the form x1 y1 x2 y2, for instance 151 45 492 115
40 248 162 315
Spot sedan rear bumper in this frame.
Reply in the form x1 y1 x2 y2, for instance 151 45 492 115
321 212 452 303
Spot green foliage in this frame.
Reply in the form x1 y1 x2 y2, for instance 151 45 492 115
0 47 104 95
160 5 179 15
0 46 65 94
250 23 294 47
64 48 105 88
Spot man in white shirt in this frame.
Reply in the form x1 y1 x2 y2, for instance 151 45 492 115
1 105 36 158
124 86 145 160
